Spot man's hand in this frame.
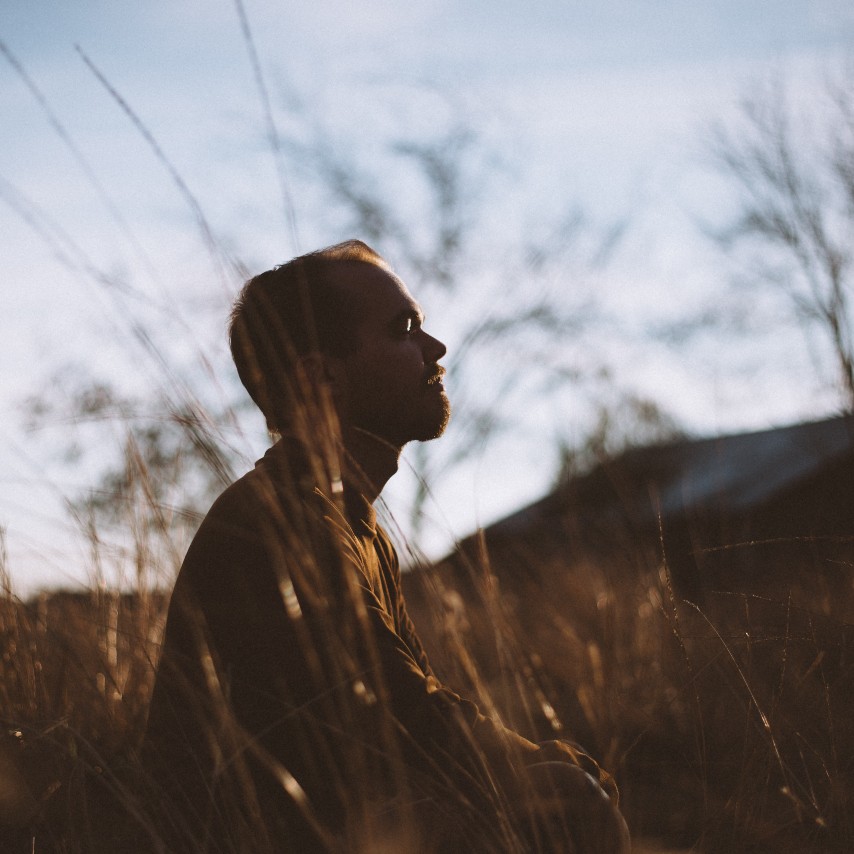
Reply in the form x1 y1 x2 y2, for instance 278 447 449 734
520 742 630 854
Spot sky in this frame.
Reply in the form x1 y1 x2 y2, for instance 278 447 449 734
2 1 853 593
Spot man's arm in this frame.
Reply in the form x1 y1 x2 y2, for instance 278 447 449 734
368 530 629 852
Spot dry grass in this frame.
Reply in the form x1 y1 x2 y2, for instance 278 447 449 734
403 538 854 853
1 520 852 852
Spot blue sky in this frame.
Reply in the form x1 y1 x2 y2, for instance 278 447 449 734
2 1 853 591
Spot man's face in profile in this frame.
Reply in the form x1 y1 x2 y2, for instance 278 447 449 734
332 262 450 447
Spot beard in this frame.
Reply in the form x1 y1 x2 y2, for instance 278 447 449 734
412 388 451 442
342 358 451 448
412 363 450 442
350 387 451 448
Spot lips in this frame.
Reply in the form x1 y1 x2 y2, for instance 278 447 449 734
424 366 446 389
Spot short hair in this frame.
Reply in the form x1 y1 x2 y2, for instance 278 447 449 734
229 239 388 431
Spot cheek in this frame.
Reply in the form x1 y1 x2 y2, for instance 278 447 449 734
344 349 394 407
363 343 421 382
344 340 427 409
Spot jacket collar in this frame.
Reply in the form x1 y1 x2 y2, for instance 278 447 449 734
259 437 377 537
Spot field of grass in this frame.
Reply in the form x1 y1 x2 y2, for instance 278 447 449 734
1 524 851 852
410 538 854 852
4 17 853 850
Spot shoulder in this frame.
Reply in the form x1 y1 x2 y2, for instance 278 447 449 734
179 458 303 580
190 467 268 547
192 442 317 538
171 464 310 625
178 454 332 589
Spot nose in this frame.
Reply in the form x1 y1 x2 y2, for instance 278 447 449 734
421 330 447 363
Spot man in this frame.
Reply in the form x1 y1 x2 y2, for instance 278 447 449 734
142 240 629 853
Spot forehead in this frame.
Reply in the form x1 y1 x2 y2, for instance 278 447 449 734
330 261 421 323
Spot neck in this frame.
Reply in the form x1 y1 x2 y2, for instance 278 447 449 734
341 427 402 504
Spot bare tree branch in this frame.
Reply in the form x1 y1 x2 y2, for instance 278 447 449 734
708 70 854 409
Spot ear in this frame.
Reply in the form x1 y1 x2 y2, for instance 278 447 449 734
297 352 346 394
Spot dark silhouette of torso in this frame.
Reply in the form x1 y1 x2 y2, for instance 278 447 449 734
142 439 539 852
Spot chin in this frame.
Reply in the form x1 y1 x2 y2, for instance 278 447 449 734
416 397 451 442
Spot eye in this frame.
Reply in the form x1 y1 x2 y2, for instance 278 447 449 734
401 316 419 335
393 311 423 337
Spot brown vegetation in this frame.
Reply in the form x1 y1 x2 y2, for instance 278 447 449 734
406 538 854 852
1 526 852 852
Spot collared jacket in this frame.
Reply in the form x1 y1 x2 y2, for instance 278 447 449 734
142 440 615 853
